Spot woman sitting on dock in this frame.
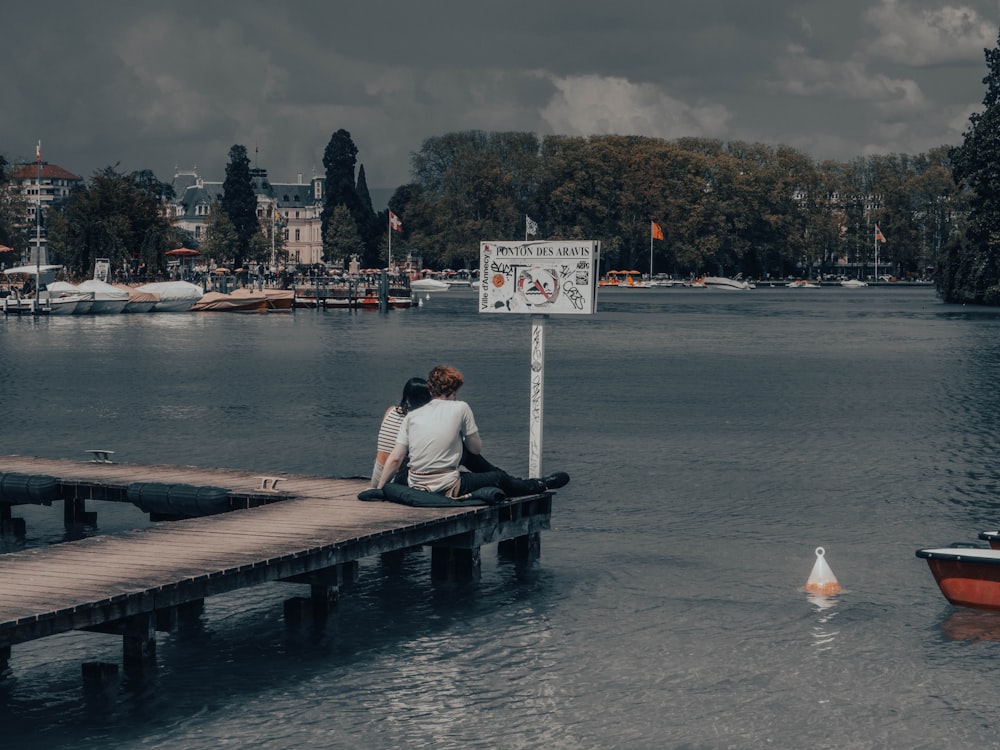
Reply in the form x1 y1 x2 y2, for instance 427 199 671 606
371 377 432 487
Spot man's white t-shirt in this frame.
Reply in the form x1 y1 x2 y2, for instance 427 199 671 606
396 399 479 493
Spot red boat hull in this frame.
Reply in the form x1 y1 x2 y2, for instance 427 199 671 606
917 547 1000 611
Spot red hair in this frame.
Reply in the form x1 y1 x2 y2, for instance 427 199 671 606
428 365 464 397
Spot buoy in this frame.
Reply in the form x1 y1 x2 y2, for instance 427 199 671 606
805 546 842 595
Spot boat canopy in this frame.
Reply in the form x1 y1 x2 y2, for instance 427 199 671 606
3 264 62 277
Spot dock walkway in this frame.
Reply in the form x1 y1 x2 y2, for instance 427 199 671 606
0 455 552 680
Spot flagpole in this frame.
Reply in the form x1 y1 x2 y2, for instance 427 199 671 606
35 141 41 314
650 221 654 280
388 213 392 272
874 226 878 283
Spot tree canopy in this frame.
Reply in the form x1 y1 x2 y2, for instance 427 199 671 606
0 155 29 255
46 166 175 278
391 130 957 280
940 30 1000 303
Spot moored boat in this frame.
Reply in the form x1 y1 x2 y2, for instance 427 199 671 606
229 287 292 310
260 288 294 310
118 286 159 313
135 281 204 312
321 294 414 309
47 281 94 314
410 277 450 292
77 279 129 314
44 294 84 314
189 291 268 312
2 265 85 314
841 279 868 288
702 275 755 290
915 545 1000 611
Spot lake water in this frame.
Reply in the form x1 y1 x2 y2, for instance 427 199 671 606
3 285 1000 749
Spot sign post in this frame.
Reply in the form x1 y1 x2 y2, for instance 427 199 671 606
479 240 599 477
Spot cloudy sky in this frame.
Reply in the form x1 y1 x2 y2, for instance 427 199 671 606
2 0 998 191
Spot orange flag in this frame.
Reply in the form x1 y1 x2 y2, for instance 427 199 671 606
651 221 664 240
875 223 886 243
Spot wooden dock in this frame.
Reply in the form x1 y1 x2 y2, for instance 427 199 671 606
0 455 552 681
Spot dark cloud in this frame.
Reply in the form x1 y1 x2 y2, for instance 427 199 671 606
1 0 996 188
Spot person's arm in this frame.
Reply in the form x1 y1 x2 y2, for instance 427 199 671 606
376 443 407 489
464 431 483 456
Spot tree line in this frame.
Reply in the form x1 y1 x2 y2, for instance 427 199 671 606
390 132 958 281
7 26 1000 303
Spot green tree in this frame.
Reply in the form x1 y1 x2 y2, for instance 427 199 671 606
47 166 173 278
410 131 540 268
943 29 1000 303
220 145 258 272
323 205 364 267
0 155 30 261
321 130 376 264
198 203 239 267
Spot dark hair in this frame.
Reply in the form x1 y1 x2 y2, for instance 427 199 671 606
400 377 431 414
427 365 464 397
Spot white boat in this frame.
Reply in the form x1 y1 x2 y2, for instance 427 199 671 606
47 281 94 313
135 281 204 312
702 275 755 290
410 278 450 292
44 292 86 314
2 293 83 315
2 264 86 314
649 275 680 287
77 279 129 314
787 279 820 288
841 279 868 288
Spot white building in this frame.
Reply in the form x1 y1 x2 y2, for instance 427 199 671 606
168 167 326 266
11 161 83 264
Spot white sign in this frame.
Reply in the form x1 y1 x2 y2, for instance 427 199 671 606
478 240 599 315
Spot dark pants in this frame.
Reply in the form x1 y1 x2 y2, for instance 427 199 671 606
461 449 499 474
457 469 542 497
457 450 542 496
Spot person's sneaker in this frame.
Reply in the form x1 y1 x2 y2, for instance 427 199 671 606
542 472 570 490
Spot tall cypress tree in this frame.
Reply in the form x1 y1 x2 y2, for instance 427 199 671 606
221 144 257 271
321 130 377 266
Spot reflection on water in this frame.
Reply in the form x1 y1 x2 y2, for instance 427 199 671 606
808 593 840 651
941 609 1000 642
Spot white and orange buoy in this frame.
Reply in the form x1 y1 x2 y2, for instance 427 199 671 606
805 546 842 595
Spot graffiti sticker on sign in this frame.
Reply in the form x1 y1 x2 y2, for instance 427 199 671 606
479 241 599 315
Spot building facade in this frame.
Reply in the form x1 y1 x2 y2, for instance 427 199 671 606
11 162 83 264
168 168 326 267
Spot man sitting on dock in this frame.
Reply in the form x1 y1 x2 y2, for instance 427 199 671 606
374 365 568 499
